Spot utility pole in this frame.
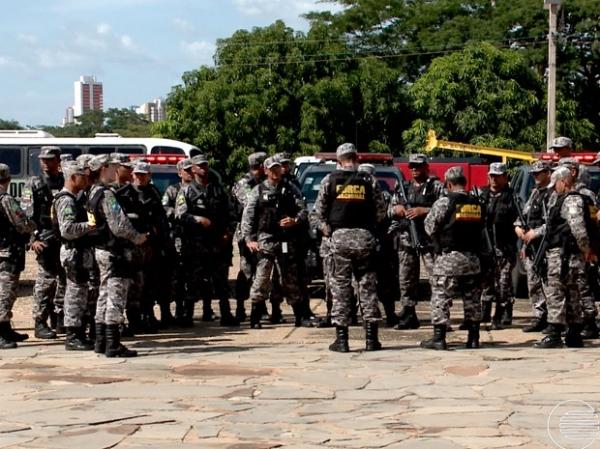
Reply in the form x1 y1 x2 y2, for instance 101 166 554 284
544 0 561 150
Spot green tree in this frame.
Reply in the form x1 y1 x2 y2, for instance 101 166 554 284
0 119 23 130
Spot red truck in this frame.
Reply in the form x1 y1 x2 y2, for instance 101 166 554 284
394 157 489 189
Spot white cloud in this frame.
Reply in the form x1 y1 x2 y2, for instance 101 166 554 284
173 17 195 33
17 33 38 44
37 48 85 68
180 40 216 64
233 0 337 17
0 56 9 66
120 34 134 49
97 23 111 35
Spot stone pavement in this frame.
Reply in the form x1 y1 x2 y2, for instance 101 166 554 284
3 289 600 449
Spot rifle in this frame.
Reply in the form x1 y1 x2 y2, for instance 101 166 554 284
513 193 534 258
531 200 549 279
472 186 494 257
396 180 424 253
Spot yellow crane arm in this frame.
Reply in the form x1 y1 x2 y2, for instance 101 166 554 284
425 130 536 163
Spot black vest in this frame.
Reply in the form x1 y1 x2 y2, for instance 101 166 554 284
526 187 551 229
397 177 439 236
87 185 121 250
113 183 148 233
52 190 90 249
435 192 483 254
480 186 518 250
257 181 299 237
327 170 376 231
0 193 19 250
547 192 599 253
33 173 64 231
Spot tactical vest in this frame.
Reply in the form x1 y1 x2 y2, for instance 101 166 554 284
0 193 19 250
435 192 483 254
87 185 119 250
526 187 551 229
547 192 599 253
257 181 299 237
480 186 517 249
327 170 375 231
52 190 91 249
113 183 147 233
33 173 64 230
398 177 439 236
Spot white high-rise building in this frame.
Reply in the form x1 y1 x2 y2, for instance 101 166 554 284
62 106 75 126
73 75 103 117
136 98 166 122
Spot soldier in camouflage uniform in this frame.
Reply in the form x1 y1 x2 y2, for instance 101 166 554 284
514 160 552 333
533 167 598 348
241 157 308 328
162 158 194 326
0 164 36 349
175 154 240 327
477 162 519 329
52 161 95 351
389 154 444 330
421 166 484 350
231 152 267 321
554 157 599 338
87 154 147 357
21 146 65 340
313 143 386 352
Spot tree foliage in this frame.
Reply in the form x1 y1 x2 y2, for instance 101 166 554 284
0 119 23 130
43 109 151 138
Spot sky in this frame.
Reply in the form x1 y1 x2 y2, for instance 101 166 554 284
0 0 341 127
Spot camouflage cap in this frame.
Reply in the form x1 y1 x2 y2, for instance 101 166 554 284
274 152 291 163
0 163 10 182
548 166 571 189
556 157 578 170
336 143 357 159
88 154 111 171
132 161 151 174
248 152 267 167
264 157 281 169
358 163 375 175
408 153 428 166
61 161 85 178
550 136 573 149
177 158 193 170
76 154 94 169
111 153 133 168
488 162 507 176
60 154 73 162
39 146 61 159
444 166 465 182
530 160 551 173
191 153 209 165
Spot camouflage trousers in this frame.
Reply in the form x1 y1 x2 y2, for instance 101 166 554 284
60 247 94 328
235 241 258 302
249 244 302 306
95 249 131 326
481 250 515 306
0 271 20 323
523 257 547 319
32 249 66 322
544 248 584 326
329 229 381 327
398 246 434 307
430 274 482 326
580 265 598 319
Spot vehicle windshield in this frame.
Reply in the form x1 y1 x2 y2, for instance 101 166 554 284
151 172 179 195
301 170 400 204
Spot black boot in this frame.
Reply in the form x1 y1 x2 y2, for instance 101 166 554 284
94 323 106 354
34 319 57 339
235 299 247 322
566 323 584 347
522 317 547 333
159 303 174 329
466 322 480 349
105 325 137 357
250 303 262 329
534 324 564 348
6 323 29 342
55 312 65 334
580 317 599 339
219 298 240 327
269 301 285 324
65 327 94 351
202 300 217 322
382 301 398 327
329 326 349 352
394 306 420 330
501 302 513 326
0 322 17 349
365 322 382 351
420 324 447 350
87 317 96 342
481 302 492 323
491 304 504 330
458 320 470 331
181 300 195 328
